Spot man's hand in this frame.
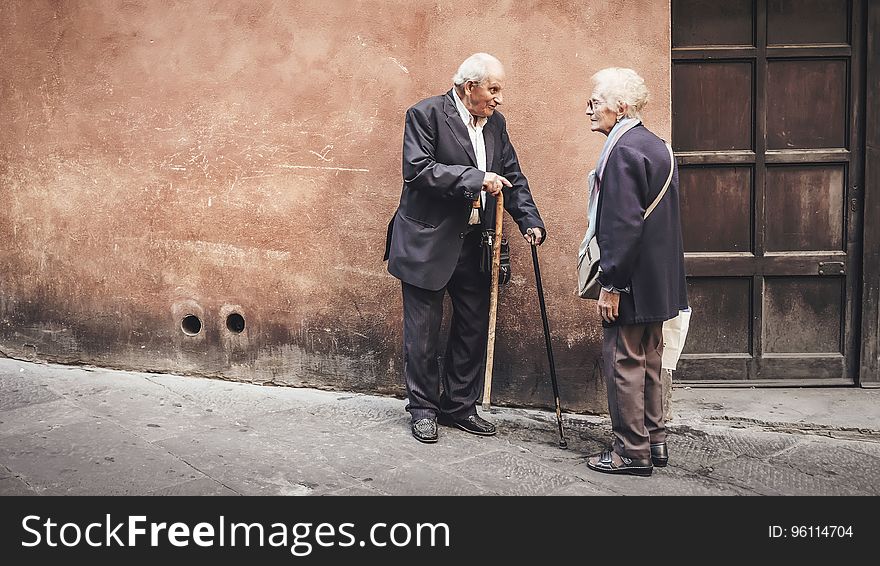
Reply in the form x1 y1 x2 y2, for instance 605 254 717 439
596 289 620 323
525 227 544 246
482 172 511 196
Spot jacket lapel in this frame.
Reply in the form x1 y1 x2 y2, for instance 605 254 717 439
483 118 496 172
444 90 477 167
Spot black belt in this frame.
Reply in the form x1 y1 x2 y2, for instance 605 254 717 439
460 224 482 239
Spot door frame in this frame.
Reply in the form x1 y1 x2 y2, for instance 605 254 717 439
859 0 880 386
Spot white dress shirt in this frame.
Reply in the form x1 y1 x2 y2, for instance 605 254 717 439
453 91 487 225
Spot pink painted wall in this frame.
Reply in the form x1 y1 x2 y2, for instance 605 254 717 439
0 0 670 413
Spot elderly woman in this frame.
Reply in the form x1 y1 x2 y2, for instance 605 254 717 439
583 68 688 477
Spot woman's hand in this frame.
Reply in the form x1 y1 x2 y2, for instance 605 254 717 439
596 289 620 323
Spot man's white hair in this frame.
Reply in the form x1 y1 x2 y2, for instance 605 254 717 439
591 67 650 119
452 53 503 87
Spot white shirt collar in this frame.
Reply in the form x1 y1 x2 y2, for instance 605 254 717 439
453 89 487 129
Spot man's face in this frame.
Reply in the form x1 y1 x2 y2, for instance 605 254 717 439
463 65 505 118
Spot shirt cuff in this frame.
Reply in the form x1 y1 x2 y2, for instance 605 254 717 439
601 284 630 294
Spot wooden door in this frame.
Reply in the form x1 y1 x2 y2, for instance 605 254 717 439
671 0 865 384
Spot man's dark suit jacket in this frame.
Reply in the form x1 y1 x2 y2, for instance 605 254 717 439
384 89 545 291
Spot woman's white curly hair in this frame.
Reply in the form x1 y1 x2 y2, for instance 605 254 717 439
591 67 650 119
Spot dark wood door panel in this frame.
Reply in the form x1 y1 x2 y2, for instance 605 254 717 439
766 59 848 149
676 356 750 381
764 164 846 251
755 355 848 381
763 276 844 353
683 277 752 355
673 0 755 47
680 166 753 252
677 355 850 383
767 0 849 45
672 62 754 151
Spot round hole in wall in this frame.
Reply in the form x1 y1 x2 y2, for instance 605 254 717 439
181 315 202 336
226 313 245 334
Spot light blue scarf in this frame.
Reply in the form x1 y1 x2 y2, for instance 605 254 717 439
578 117 642 260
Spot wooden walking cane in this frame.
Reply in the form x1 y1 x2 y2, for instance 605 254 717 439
482 191 504 411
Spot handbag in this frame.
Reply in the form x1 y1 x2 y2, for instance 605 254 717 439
661 307 692 371
577 142 676 299
480 230 511 286
576 235 602 299
498 237 510 285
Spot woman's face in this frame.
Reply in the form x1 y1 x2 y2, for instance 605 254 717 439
586 93 619 136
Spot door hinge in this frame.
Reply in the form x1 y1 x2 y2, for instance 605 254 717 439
818 261 845 276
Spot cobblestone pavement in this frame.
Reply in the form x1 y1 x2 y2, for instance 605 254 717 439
2 358 879 496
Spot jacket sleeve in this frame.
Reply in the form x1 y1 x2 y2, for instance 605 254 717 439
498 121 546 237
402 106 485 201
597 145 648 289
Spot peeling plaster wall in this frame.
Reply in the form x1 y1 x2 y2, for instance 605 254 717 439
0 0 670 413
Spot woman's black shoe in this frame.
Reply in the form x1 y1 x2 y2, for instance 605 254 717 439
650 442 668 467
587 450 653 477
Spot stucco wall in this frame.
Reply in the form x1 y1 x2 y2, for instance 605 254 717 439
0 0 670 413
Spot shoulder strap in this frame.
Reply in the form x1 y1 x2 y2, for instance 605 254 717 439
644 143 675 220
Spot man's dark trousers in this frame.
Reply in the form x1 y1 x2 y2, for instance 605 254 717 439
403 229 489 421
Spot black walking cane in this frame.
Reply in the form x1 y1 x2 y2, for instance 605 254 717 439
528 233 567 449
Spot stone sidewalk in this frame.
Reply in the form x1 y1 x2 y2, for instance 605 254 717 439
2 357 879 496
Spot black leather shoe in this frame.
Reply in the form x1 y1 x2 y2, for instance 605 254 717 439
438 413 496 436
650 442 668 467
587 450 653 477
411 418 438 443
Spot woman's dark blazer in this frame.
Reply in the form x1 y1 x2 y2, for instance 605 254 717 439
595 125 688 326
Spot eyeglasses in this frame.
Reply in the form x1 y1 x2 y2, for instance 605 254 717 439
587 98 607 112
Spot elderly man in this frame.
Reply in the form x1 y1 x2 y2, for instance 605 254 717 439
383 53 546 443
